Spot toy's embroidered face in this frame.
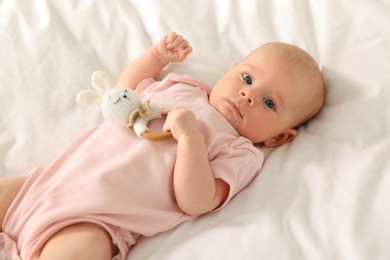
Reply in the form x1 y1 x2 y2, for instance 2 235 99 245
101 87 142 126
108 88 135 105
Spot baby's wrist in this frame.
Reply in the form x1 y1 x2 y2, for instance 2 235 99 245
177 130 204 144
150 45 169 66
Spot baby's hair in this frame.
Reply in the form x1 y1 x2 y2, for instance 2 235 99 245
291 48 325 128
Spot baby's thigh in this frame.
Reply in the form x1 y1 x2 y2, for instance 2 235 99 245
36 222 118 260
0 176 26 231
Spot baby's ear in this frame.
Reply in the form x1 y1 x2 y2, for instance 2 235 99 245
263 129 297 148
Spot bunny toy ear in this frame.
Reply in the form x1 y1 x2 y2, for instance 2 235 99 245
76 90 102 105
76 70 113 106
91 71 112 94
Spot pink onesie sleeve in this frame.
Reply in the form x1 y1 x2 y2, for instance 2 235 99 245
210 137 263 211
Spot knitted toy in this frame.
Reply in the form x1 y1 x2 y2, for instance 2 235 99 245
76 71 172 141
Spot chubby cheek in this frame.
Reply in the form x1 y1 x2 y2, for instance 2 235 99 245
240 125 269 143
209 88 229 111
241 114 278 143
208 92 217 107
212 76 238 95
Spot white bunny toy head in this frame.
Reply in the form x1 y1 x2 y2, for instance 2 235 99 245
101 87 142 127
76 71 172 141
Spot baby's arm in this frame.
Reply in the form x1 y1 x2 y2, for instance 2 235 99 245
0 176 26 232
116 32 192 89
163 107 230 216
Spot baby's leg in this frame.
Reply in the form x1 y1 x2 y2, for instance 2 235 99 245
0 176 26 232
36 222 118 260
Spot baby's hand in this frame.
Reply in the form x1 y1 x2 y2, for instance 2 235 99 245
154 32 192 64
162 106 202 141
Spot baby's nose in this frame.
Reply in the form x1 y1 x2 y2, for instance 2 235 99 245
239 89 255 105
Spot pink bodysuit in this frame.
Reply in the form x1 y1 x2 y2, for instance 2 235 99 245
0 74 264 260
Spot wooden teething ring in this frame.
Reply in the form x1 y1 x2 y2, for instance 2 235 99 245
141 130 173 141
129 102 173 141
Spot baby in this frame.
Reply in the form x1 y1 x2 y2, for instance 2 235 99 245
0 32 324 260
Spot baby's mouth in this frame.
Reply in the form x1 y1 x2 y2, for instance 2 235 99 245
228 100 243 118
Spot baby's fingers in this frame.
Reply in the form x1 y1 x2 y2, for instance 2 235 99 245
165 32 178 44
161 106 176 132
158 32 192 63
166 33 189 49
177 45 193 62
161 106 173 116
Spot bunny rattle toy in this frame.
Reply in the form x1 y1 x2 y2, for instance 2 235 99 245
76 71 172 141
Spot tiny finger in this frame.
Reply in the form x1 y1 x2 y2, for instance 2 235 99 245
178 46 192 61
166 32 177 44
167 35 184 49
161 106 175 115
161 108 169 115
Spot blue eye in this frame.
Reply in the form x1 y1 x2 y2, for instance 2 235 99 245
263 98 275 110
242 74 252 85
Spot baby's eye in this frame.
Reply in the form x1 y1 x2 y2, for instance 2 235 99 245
242 74 252 85
263 98 275 110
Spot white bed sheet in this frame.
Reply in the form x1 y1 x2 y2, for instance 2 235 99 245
1 0 390 259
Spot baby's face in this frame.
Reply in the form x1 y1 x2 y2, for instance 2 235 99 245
209 44 311 144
